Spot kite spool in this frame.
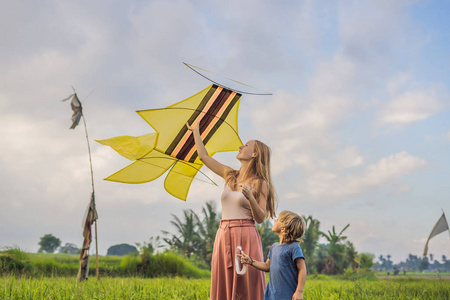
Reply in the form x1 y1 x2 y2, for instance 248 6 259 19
235 246 247 275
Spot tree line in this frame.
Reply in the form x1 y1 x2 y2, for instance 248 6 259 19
159 200 374 275
37 200 449 274
374 254 450 273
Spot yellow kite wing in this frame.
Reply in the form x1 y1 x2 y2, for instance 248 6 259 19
96 133 156 160
98 84 243 200
104 150 174 183
164 161 204 201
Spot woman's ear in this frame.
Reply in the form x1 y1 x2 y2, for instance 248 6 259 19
252 152 257 158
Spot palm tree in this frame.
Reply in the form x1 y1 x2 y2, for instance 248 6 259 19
387 254 393 271
256 219 279 259
358 253 374 269
162 210 200 258
319 224 350 245
136 236 163 255
344 241 357 270
319 224 350 274
378 255 386 271
193 200 220 265
300 215 321 270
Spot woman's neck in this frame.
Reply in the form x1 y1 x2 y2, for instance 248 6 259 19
237 161 251 182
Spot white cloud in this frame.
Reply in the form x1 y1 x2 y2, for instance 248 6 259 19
304 151 426 198
377 88 443 128
0 0 448 262
374 72 446 129
284 192 301 200
335 147 365 169
393 184 412 195
360 152 425 185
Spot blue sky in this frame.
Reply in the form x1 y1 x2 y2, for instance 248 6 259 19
1 0 449 264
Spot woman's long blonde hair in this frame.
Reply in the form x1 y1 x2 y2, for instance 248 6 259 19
225 140 277 219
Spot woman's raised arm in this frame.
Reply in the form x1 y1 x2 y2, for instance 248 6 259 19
186 122 232 178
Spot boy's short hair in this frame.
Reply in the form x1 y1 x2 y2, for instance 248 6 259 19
278 210 306 243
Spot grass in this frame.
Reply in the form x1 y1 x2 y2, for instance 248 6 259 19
304 277 450 299
1 248 209 278
1 275 449 299
0 250 123 277
2 249 449 299
0 276 210 299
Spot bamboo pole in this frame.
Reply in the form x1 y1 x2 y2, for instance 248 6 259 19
444 210 450 243
95 219 99 280
82 112 99 281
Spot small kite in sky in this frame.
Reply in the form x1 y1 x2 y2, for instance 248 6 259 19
97 84 244 200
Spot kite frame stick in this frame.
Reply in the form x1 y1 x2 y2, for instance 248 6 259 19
138 107 243 146
183 62 273 96
139 155 218 186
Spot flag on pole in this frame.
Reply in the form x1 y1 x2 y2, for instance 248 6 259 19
423 213 449 257
62 93 83 129
77 192 98 282
62 90 99 281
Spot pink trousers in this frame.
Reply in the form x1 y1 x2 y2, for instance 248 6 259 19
210 219 266 300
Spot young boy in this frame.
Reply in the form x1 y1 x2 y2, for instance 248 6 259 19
239 210 307 300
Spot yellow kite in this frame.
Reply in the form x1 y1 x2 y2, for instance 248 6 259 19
97 84 243 200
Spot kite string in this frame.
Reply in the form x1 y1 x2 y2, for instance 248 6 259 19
183 62 273 96
81 88 96 105
184 63 255 89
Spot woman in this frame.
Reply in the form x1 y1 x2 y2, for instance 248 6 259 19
187 122 277 300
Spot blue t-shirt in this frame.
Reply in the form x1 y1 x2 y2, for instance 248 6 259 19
264 242 305 300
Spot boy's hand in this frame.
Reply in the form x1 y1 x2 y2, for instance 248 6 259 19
237 253 252 265
292 291 303 300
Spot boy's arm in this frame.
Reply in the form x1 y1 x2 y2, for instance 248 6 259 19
292 258 306 300
251 258 270 272
238 253 270 272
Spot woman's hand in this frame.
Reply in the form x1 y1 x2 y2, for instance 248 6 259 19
240 184 255 202
186 122 199 134
241 183 267 224
185 122 232 178
237 253 252 265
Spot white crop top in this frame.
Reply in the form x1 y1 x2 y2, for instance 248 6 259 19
221 185 253 220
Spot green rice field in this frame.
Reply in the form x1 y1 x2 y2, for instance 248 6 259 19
2 250 449 299
1 275 449 299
